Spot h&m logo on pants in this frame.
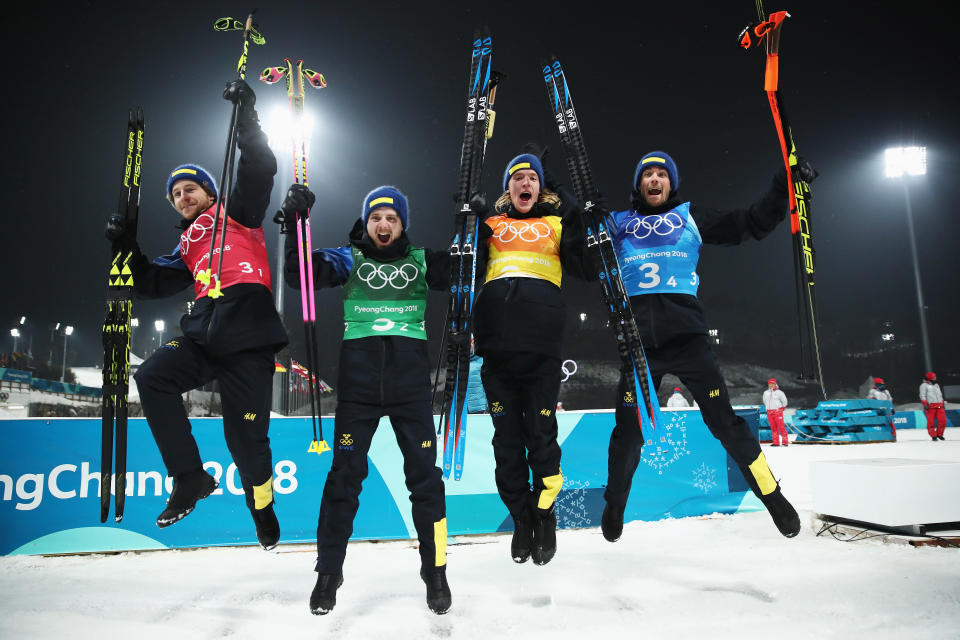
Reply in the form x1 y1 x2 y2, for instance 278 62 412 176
708 388 720 398
243 412 257 421
539 408 552 417
421 440 432 449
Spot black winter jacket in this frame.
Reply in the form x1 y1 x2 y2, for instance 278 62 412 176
126 108 286 356
472 186 586 359
285 219 450 405
623 171 789 348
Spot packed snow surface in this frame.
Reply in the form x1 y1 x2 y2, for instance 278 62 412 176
2 428 958 639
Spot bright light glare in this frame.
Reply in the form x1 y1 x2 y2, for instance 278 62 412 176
881 333 895 342
155 320 165 332
64 326 74 336
264 105 316 158
885 146 926 178
10 328 19 337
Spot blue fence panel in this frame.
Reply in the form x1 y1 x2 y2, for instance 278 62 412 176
1 409 759 555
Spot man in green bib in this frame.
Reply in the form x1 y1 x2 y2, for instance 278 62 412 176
280 184 451 616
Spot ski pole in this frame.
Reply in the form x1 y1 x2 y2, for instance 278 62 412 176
260 58 329 453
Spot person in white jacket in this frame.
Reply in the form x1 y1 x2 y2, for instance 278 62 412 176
666 387 690 408
920 372 946 441
762 378 789 446
867 377 896 440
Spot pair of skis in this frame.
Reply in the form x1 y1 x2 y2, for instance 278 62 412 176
259 58 330 454
100 108 143 523
198 12 266 298
435 30 500 480
540 59 663 439
739 4 826 399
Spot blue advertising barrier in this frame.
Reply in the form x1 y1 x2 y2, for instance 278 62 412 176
791 399 895 443
892 409 959 430
1 409 761 556
0 368 33 384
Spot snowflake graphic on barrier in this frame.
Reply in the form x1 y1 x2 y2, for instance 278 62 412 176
641 412 691 475
555 479 592 528
691 462 718 494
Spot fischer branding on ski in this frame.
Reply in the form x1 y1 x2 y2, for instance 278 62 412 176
434 30 501 480
540 57 664 441
739 4 826 398
260 57 330 454
101 107 143 523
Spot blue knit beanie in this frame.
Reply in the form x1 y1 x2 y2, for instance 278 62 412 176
633 151 679 197
166 164 218 202
503 153 545 191
362 186 409 229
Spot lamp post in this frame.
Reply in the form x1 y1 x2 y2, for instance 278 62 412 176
18 316 31 357
61 325 74 381
154 319 165 348
884 145 932 372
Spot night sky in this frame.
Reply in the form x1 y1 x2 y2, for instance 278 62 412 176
6 1 959 395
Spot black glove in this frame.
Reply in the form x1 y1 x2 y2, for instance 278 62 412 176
275 184 315 234
223 79 256 109
469 192 489 217
793 156 818 184
105 214 126 241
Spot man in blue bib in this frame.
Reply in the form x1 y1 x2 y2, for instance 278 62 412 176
602 151 809 542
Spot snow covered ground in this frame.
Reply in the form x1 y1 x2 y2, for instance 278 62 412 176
2 429 958 639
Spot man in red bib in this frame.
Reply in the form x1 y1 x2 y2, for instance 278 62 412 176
106 79 287 548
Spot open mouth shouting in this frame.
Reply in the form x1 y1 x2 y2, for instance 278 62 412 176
366 207 403 249
508 168 541 214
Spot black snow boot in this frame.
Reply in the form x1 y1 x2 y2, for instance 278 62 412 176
531 504 557 566
250 503 280 550
420 568 452 615
156 469 217 528
601 503 625 543
761 486 801 538
310 573 344 615
511 511 533 563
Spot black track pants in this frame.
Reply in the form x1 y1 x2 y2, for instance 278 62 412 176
481 351 563 516
315 399 446 574
605 334 772 507
134 337 275 509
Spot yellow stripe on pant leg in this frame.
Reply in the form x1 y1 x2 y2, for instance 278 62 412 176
537 471 564 510
253 477 274 510
434 518 448 567
748 452 778 496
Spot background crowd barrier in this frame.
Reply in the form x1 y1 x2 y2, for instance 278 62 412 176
1 408 762 555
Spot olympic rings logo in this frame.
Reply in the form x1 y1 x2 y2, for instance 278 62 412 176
493 220 552 243
625 212 684 240
356 262 420 290
561 359 578 383
180 212 215 256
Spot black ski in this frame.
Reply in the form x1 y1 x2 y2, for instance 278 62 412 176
434 30 501 480
101 107 143 523
738 5 826 398
540 58 663 437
